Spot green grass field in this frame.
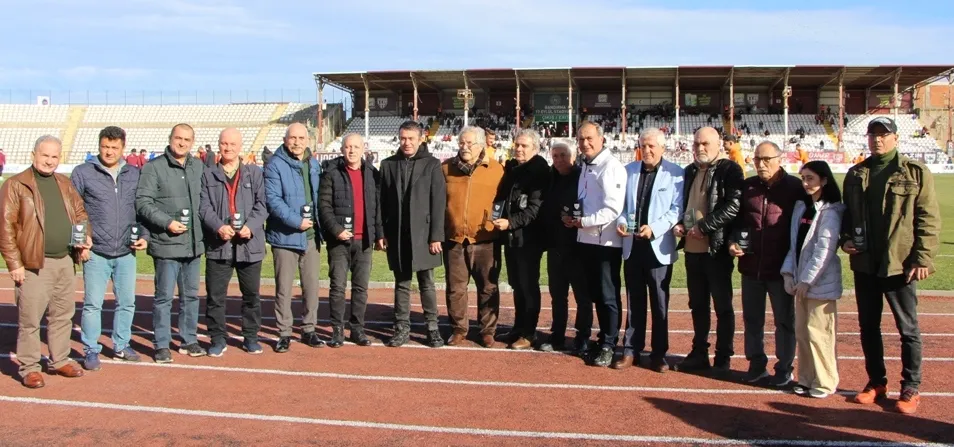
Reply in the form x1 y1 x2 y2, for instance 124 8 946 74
2 173 953 290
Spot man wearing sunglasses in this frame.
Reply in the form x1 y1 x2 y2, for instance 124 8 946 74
728 141 805 386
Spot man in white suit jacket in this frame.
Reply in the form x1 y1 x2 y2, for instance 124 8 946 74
614 128 684 372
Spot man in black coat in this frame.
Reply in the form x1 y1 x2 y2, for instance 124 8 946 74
379 121 446 348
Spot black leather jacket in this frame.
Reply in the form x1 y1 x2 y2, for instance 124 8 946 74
679 158 744 255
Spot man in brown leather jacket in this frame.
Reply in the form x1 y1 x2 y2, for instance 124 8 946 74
0 135 90 389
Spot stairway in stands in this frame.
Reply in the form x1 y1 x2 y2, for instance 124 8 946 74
60 106 87 162
251 104 290 153
822 121 839 148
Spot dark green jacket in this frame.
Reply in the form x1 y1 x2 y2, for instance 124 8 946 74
841 154 940 277
136 147 205 259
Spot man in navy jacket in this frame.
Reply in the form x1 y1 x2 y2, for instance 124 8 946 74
71 126 149 370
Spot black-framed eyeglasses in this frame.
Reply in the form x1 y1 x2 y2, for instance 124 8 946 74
753 155 780 163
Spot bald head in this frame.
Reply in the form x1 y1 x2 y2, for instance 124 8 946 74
692 127 721 165
217 127 242 164
284 123 309 159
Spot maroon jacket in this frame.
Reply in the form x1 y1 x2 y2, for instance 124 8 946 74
733 169 805 280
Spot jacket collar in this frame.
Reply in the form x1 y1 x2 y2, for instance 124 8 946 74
275 144 313 168
210 162 247 183
162 146 195 169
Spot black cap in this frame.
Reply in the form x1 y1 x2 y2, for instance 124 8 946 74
867 117 897 134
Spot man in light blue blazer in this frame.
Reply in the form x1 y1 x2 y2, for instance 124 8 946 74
613 128 685 372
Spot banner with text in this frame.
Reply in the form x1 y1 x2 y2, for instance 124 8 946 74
534 92 579 122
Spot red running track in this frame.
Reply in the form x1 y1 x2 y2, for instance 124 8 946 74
0 277 952 446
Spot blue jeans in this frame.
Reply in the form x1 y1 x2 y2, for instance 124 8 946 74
81 252 138 354
153 256 201 349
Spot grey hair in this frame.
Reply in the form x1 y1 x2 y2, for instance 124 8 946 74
638 128 667 148
459 126 486 148
340 132 364 147
756 140 781 155
33 135 62 152
549 138 577 158
577 120 604 138
514 128 542 151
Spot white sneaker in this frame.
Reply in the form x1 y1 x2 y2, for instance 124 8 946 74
793 384 809 395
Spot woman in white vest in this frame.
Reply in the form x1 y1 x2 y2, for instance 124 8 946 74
780 160 845 399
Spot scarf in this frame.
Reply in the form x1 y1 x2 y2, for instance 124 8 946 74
454 149 486 176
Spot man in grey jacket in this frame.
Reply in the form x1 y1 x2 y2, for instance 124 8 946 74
72 126 149 371
200 128 268 356
136 123 206 363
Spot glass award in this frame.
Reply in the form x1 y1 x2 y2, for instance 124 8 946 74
846 192 866 252
491 200 506 220
129 224 141 245
301 204 313 220
178 209 191 229
230 212 244 230
683 207 697 231
70 222 87 247
734 228 753 254
626 212 637 232
343 216 353 232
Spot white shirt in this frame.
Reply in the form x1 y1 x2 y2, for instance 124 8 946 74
577 149 627 247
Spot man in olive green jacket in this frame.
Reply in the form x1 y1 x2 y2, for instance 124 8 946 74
136 123 206 363
841 117 940 415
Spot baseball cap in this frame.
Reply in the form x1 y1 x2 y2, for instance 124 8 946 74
867 117 897 134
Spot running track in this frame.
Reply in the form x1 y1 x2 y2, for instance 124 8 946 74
0 278 952 446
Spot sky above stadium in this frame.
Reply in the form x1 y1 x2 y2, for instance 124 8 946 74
2 0 952 100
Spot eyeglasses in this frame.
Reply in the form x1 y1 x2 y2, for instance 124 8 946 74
752 155 780 163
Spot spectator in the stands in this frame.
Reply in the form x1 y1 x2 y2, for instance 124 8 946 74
261 146 273 165
85 151 94 162
125 149 141 169
138 149 147 167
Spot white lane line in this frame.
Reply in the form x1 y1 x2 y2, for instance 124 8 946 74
2 304 952 337
2 353 952 398
0 395 949 446
1 326 952 362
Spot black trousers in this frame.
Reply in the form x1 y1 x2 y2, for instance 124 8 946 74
205 259 262 343
327 241 373 329
505 245 543 339
393 269 439 332
578 243 623 349
854 272 922 390
684 252 735 361
621 252 672 359
546 245 588 342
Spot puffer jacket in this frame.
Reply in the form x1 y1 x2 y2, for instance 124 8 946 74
679 158 744 255
264 145 323 251
199 163 268 262
0 168 88 270
136 147 205 259
71 158 150 258
733 170 805 280
495 155 550 249
317 156 384 249
781 200 845 300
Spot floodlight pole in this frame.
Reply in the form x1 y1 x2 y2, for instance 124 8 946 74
462 71 471 125
893 68 902 123
361 74 370 142
783 70 791 151
948 73 954 152
838 70 845 152
728 68 735 134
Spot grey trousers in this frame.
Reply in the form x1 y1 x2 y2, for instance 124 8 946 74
742 275 796 376
273 239 321 337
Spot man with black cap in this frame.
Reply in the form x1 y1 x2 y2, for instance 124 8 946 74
841 116 941 414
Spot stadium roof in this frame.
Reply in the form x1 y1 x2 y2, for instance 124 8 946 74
315 65 954 93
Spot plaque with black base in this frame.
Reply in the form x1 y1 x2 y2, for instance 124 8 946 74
178 209 191 230
230 212 244 231
301 205 313 220
343 217 353 232
571 200 583 220
491 200 506 221
734 228 753 254
129 225 141 245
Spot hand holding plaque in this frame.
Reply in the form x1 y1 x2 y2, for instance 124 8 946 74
733 228 753 254
178 209 192 230
70 222 87 247
129 224 141 245
490 200 506 221
230 212 244 231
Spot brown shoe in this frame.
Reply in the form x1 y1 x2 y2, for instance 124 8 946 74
852 384 888 404
480 335 495 348
446 332 467 346
21 372 45 389
509 337 533 350
612 354 635 370
51 362 85 378
497 331 521 345
895 389 921 414
649 357 669 373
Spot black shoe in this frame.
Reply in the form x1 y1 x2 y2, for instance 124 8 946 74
713 356 731 373
301 331 325 348
572 338 591 358
327 326 345 348
350 328 372 347
591 347 614 367
427 330 444 348
274 336 291 353
675 351 711 372
649 357 669 373
388 328 410 347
